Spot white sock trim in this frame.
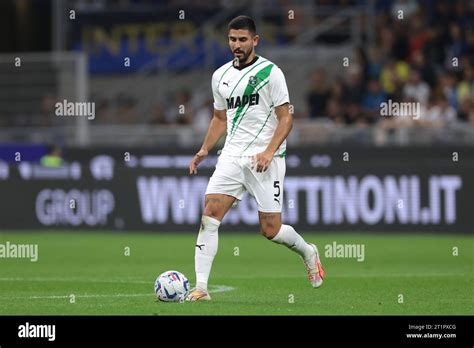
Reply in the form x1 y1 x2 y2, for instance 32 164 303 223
196 282 208 292
201 215 221 228
271 224 314 260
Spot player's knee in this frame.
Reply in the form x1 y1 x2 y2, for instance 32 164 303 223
203 205 222 221
260 224 279 240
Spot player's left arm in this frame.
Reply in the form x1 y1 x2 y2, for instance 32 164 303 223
254 103 292 172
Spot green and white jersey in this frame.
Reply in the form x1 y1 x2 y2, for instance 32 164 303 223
212 55 290 157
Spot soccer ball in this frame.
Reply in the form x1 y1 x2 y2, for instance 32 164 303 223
154 270 190 302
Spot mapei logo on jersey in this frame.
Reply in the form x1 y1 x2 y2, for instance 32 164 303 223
226 93 260 109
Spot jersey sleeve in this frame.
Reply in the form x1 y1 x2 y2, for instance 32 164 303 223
212 70 227 110
269 66 290 107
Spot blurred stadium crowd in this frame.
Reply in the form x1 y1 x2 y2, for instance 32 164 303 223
0 0 473 146
305 0 474 130
83 0 474 130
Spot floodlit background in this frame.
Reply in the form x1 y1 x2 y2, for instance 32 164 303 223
0 0 472 317
0 0 473 146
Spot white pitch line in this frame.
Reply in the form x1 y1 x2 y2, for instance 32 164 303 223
29 293 151 299
27 285 236 300
0 280 235 300
209 285 235 293
0 277 238 290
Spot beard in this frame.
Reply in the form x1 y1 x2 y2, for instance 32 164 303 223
234 48 252 64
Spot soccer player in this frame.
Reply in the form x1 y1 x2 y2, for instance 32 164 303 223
186 15 325 301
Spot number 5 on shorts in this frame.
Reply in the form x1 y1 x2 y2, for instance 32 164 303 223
274 181 280 203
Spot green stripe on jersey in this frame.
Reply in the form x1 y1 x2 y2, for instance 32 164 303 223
217 64 233 88
242 103 274 153
230 63 274 136
227 78 270 143
228 58 268 99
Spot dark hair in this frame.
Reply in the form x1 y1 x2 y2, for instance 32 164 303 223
228 15 256 35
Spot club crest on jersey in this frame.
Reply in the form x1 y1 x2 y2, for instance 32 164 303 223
248 76 258 86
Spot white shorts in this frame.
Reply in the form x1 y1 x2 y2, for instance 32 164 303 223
205 153 286 213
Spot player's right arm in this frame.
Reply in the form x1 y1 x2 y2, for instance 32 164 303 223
189 108 227 175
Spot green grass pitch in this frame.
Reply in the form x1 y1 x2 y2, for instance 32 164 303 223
0 231 472 315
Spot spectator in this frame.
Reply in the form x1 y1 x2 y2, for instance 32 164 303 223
329 78 345 102
464 28 474 57
307 69 330 118
367 46 384 80
379 26 394 60
445 23 466 70
423 25 445 67
391 21 410 61
408 13 430 62
355 45 370 83
454 1 472 31
380 58 409 98
363 79 387 121
164 89 194 125
150 101 167 124
326 98 345 125
439 72 458 109
458 97 473 122
343 64 365 104
95 98 114 124
38 93 58 127
344 102 366 126
456 63 474 105
403 68 431 105
40 144 63 168
116 94 138 124
411 50 436 87
422 95 457 128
